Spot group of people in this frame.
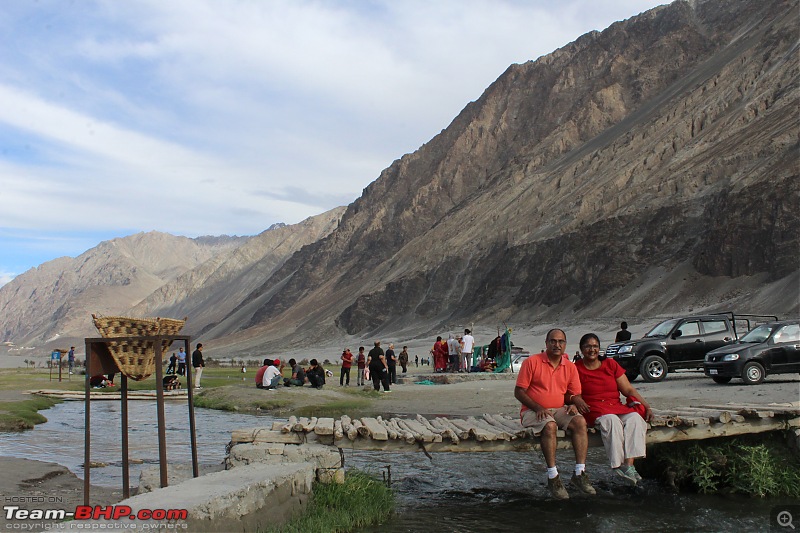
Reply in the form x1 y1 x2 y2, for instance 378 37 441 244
430 329 475 373
255 358 329 390
165 344 205 389
515 328 652 499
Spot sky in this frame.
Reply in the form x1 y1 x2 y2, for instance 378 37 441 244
0 0 667 287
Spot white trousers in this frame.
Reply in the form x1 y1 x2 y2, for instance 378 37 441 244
595 413 647 468
193 367 203 388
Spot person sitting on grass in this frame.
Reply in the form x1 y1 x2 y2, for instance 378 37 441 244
306 359 326 389
261 359 282 390
284 358 306 387
255 359 271 388
89 374 113 388
163 374 181 391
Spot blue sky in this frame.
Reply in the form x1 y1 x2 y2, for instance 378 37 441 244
0 0 666 287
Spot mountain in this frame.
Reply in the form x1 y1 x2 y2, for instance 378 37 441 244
2 0 797 357
127 208 345 339
203 0 798 353
0 232 244 346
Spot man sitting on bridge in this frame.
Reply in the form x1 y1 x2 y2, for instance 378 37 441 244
514 328 596 500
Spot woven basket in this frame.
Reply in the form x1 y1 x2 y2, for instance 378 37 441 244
92 314 187 381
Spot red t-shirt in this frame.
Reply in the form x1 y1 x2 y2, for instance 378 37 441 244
255 365 268 386
341 352 353 369
575 358 637 426
357 353 366 369
515 352 581 414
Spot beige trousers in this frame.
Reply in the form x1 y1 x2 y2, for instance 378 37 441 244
595 413 647 468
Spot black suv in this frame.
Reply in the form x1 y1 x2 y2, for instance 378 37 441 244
704 320 800 384
605 313 777 383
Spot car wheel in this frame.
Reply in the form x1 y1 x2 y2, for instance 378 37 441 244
640 355 668 383
626 369 639 382
712 376 732 384
741 361 765 385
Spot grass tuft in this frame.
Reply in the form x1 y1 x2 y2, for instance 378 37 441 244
265 470 393 533
0 397 61 431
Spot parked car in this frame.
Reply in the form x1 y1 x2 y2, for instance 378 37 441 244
704 320 800 384
606 313 777 383
511 352 531 373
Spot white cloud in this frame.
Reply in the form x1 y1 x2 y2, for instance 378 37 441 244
0 0 667 273
0 270 15 288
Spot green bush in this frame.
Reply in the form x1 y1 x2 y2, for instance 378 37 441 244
266 470 393 533
653 434 800 497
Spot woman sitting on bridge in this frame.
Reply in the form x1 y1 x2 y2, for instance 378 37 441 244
574 333 652 485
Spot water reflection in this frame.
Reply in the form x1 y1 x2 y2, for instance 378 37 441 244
0 400 270 488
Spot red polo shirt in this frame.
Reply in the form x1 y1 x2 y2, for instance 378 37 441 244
516 352 581 414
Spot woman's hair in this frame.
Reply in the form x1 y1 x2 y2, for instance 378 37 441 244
579 333 600 349
310 359 318 366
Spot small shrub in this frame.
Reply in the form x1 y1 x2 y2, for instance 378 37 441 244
652 435 800 497
266 470 393 533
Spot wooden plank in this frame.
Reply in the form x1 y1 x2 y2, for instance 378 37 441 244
333 419 344 439
435 417 469 440
293 417 308 432
360 417 389 440
283 416 297 433
353 419 366 437
389 419 416 444
303 417 318 433
315 417 334 435
403 419 437 443
231 428 324 444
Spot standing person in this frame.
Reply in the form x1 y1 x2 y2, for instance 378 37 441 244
415 355 419 368
356 346 367 386
386 344 397 385
615 322 632 342
340 348 353 386
398 346 409 374
514 328 596 500
176 347 187 376
462 329 475 372
367 341 390 392
68 347 75 375
575 333 652 485
192 343 205 389
447 334 461 373
166 353 177 375
431 336 445 372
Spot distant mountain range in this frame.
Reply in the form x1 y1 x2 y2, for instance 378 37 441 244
1 0 797 356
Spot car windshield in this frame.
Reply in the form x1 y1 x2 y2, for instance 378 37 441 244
645 319 679 337
739 324 774 343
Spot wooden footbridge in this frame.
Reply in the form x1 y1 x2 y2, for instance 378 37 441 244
231 402 800 453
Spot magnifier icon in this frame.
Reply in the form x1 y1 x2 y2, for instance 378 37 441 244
778 511 795 529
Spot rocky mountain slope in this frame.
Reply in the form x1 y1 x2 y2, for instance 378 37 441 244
0 232 245 346
127 207 345 339
205 0 798 353
2 0 797 358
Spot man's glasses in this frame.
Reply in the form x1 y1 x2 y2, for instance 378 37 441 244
547 339 567 345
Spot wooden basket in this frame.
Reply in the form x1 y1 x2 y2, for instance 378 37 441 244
91 314 187 381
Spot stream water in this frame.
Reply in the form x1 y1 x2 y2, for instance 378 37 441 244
0 401 794 532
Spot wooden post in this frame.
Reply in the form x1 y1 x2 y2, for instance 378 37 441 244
83 339 91 505
121 374 130 499
154 339 168 488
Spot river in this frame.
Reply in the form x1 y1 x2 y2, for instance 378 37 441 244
0 401 794 532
